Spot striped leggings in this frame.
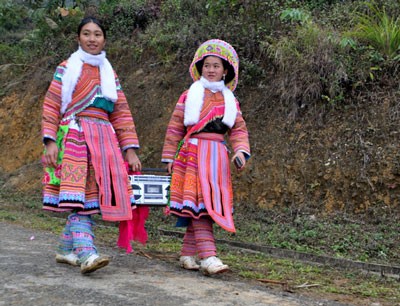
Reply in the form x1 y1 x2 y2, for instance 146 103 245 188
181 217 216 259
58 213 97 262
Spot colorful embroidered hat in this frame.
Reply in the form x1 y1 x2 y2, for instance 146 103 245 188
189 39 239 91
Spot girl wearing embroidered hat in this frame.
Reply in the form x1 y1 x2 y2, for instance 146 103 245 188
162 39 251 275
42 17 143 274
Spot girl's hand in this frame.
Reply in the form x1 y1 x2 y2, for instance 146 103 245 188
231 151 246 171
125 149 141 172
44 141 58 168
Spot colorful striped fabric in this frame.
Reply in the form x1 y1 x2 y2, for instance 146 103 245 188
42 62 139 220
43 63 139 150
181 217 216 259
162 89 250 162
162 89 250 232
68 214 97 261
198 138 235 232
81 118 133 221
169 138 207 216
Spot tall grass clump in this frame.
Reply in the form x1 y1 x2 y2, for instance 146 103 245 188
349 1 400 64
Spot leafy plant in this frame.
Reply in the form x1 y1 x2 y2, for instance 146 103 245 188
280 8 311 25
0 1 32 46
350 1 400 60
0 0 30 32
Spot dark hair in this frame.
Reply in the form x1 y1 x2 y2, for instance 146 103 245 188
195 56 235 85
77 16 106 39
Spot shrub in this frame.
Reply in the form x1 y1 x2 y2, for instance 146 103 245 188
141 0 290 81
98 0 160 40
350 1 400 61
0 43 26 65
0 1 29 32
0 1 31 44
265 18 350 110
24 6 84 63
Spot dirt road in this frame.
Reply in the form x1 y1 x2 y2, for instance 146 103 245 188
0 222 349 306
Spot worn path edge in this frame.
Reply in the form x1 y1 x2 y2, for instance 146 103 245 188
0 222 349 306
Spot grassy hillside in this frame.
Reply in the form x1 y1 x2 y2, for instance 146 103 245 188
0 0 399 266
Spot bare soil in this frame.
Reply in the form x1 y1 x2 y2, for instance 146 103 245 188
0 54 399 213
0 50 399 306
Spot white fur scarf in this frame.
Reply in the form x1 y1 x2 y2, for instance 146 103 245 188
184 76 237 128
60 46 118 114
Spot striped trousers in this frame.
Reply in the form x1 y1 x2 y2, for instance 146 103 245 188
58 213 97 262
181 217 216 259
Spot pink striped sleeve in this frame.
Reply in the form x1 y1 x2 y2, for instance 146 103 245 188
42 65 64 141
161 92 188 162
109 85 140 150
228 100 250 158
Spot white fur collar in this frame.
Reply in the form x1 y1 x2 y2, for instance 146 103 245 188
184 76 237 128
61 46 117 114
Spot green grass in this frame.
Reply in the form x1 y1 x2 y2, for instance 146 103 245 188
350 1 400 60
150 206 400 265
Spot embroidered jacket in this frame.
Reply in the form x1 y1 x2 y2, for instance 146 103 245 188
162 89 250 162
42 61 139 150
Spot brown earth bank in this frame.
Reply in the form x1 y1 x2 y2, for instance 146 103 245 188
1 52 399 213
0 52 399 305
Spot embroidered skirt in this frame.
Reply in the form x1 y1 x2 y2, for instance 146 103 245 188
169 133 235 232
42 117 134 221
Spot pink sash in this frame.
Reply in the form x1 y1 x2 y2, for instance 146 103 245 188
81 119 133 221
196 135 235 232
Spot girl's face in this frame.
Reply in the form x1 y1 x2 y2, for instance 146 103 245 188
78 22 105 55
201 56 227 83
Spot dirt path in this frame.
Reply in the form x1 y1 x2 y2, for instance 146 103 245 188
0 222 349 306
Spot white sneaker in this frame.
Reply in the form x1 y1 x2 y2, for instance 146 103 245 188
200 256 229 275
55 253 80 266
80 254 110 274
179 256 200 270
